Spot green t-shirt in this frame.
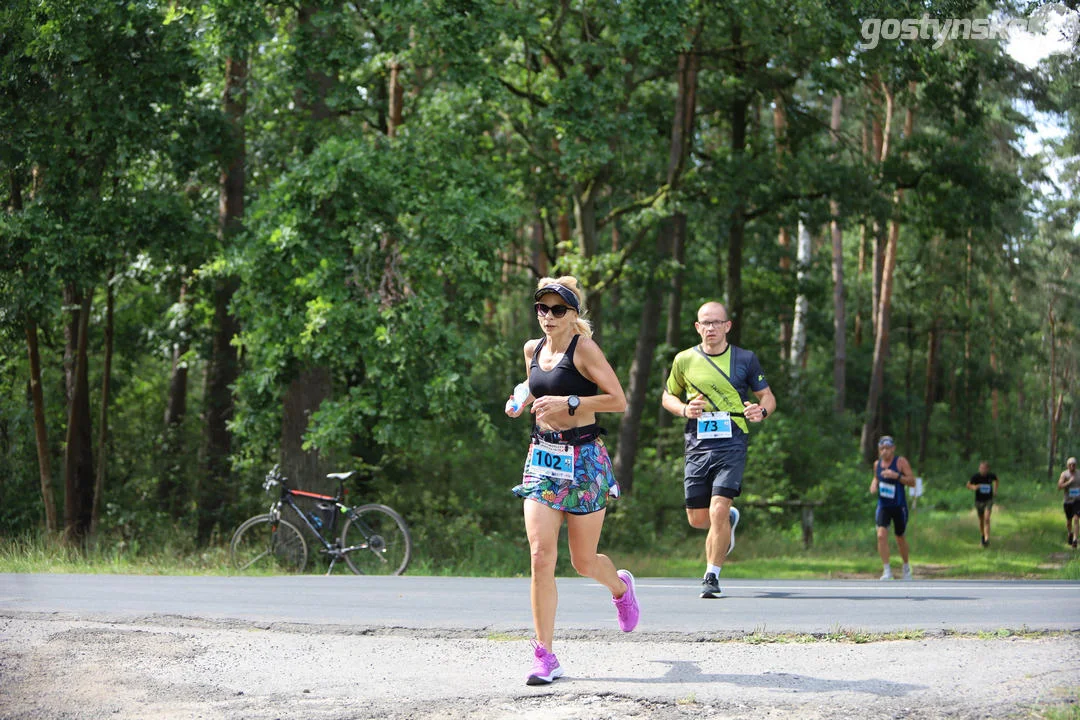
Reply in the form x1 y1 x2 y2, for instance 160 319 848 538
665 344 769 452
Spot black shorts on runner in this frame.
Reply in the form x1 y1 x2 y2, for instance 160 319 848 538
684 443 747 508
875 505 908 536
975 499 993 516
1066 501 1079 521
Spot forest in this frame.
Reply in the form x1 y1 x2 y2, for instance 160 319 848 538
1 0 1077 571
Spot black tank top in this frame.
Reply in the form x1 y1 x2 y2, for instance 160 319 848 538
529 335 598 399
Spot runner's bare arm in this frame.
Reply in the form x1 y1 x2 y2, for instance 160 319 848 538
572 337 626 414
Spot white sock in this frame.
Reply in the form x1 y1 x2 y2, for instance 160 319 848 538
902 563 911 571
706 564 722 578
883 564 892 574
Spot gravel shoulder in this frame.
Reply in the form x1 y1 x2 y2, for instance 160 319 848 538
2 613 1077 719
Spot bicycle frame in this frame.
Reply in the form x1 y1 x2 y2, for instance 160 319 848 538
265 474 390 574
274 487 344 551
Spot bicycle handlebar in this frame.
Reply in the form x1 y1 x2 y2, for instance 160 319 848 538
263 464 284 493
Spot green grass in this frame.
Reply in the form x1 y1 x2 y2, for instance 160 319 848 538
607 500 1079 581
2 493 1078 580
1018 694 1080 720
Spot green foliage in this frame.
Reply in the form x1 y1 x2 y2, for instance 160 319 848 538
1 0 1078 570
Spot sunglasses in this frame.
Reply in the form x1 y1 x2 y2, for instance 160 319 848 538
535 302 574 318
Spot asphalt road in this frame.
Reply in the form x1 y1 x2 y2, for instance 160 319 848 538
2 573 1078 634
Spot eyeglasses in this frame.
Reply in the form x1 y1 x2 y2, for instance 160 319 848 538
535 302 573 318
697 320 729 329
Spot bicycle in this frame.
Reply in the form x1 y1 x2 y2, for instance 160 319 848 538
229 464 412 575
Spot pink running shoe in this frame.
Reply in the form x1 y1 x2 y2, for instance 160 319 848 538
526 641 564 686
612 569 640 632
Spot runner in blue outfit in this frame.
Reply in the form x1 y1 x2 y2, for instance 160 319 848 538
869 436 915 580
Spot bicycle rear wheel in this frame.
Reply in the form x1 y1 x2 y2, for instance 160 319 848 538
230 514 308 573
341 504 412 576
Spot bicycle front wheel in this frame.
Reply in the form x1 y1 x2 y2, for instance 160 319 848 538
341 504 412 576
230 514 309 574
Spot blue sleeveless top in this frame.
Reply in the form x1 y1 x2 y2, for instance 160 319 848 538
876 457 907 508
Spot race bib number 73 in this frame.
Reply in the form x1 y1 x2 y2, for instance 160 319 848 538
696 412 732 439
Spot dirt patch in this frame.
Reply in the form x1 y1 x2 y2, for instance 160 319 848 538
1 614 1077 719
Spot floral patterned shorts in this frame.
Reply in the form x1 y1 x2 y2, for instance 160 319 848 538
513 439 620 514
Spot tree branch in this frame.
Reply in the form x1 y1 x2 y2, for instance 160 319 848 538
597 185 668 230
498 78 549 108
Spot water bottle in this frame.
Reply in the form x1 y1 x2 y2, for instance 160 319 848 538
308 511 323 530
506 381 530 413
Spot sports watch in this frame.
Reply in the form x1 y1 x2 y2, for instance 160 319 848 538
567 395 580 416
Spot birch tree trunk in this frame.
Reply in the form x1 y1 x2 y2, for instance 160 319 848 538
775 93 791 362
63 288 95 543
789 219 811 368
829 94 846 413
90 278 115 538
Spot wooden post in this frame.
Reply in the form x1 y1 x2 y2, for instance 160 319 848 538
801 505 814 549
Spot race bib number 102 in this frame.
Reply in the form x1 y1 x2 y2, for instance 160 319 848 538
527 440 575 481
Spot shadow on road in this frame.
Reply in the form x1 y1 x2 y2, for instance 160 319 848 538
752 592 977 602
588 659 926 697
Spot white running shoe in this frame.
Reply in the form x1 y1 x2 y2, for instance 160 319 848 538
880 569 894 581
901 564 913 581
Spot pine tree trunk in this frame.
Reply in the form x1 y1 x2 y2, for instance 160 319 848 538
726 22 747 343
657 213 686 436
622 44 698 472
613 222 669 492
199 53 247 544
658 47 697 433
1047 305 1057 482
918 317 940 471
989 282 999 421
159 281 190 518
573 181 603 343
860 82 914 462
26 319 57 533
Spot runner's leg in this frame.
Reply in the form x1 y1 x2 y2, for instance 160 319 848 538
566 509 625 596
707 495 734 567
524 499 564 650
